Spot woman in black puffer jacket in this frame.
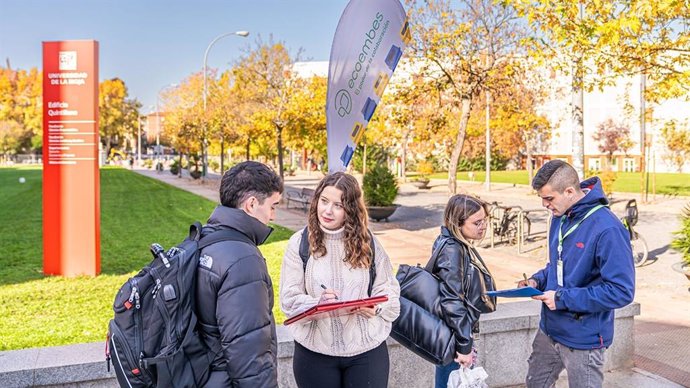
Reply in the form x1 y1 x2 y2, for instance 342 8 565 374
429 194 496 388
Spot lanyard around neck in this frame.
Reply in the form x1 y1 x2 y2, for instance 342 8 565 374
557 204 605 260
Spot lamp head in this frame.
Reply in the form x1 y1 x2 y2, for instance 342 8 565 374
236 31 250 37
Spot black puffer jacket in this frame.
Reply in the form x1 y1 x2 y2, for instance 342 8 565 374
195 206 278 387
429 227 483 355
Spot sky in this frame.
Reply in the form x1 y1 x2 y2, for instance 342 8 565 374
0 0 350 110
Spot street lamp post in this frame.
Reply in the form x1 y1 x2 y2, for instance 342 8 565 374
202 30 249 177
137 115 142 164
485 90 491 191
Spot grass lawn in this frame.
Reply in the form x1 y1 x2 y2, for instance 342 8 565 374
430 170 690 196
0 166 293 351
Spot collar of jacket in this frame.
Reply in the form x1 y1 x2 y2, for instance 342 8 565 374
439 226 471 249
206 205 274 245
565 176 610 219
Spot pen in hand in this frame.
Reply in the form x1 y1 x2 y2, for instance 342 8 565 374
523 273 529 283
320 284 338 300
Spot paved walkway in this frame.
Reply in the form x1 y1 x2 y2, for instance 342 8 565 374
134 167 689 387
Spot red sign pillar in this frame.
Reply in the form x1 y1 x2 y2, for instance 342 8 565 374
42 40 100 276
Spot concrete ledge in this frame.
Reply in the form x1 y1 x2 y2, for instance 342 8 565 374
0 302 639 388
0 342 117 387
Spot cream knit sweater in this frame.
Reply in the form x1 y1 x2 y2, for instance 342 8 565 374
279 227 401 357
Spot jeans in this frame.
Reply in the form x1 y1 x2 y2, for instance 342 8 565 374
526 329 606 388
435 361 460 388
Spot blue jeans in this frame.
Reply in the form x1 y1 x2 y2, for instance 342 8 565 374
435 361 460 388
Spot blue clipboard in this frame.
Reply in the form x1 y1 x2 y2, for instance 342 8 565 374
486 287 543 298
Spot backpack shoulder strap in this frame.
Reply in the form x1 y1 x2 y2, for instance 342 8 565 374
299 227 377 296
366 229 376 297
299 227 310 270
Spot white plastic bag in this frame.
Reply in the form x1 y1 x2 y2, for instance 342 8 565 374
447 366 489 388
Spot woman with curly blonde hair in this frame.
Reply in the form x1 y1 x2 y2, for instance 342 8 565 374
280 172 400 388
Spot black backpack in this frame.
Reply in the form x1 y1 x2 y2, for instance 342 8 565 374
298 227 376 296
106 222 252 388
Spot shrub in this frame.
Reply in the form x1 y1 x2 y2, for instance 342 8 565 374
209 159 220 173
352 145 393 174
170 160 180 175
143 159 153 169
588 169 617 197
671 203 690 266
417 160 434 178
363 164 398 207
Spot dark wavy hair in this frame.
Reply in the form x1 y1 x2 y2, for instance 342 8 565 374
219 161 283 208
307 172 372 269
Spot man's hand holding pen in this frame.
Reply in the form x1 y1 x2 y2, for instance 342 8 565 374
517 273 537 288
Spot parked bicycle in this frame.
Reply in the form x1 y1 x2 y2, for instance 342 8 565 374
487 202 531 245
620 199 649 267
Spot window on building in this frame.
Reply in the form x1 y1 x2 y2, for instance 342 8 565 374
588 158 601 172
623 158 635 172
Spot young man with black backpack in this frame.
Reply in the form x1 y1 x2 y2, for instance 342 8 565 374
107 161 282 388
195 161 283 387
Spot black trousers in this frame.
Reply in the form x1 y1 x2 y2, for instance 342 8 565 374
293 341 390 388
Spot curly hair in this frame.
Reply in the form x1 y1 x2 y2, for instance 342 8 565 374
307 172 372 269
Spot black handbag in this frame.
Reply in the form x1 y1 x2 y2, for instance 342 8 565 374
391 238 497 366
391 239 455 365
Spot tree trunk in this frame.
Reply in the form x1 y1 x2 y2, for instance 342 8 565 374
105 137 112 162
447 97 473 194
363 143 367 176
245 135 251 161
220 136 225 174
276 125 284 179
525 131 535 188
402 132 408 181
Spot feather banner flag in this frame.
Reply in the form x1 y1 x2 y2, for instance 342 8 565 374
326 0 410 172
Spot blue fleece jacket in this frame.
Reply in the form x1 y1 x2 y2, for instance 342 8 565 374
531 177 635 350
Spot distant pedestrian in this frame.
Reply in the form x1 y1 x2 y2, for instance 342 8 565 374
519 160 635 388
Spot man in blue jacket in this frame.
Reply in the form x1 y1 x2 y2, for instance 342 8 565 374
519 160 635 388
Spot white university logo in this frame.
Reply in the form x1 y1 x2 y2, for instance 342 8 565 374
59 51 77 71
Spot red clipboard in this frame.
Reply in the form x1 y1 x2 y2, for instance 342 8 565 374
284 295 388 325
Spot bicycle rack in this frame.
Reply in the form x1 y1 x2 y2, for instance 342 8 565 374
487 203 523 248
516 208 552 256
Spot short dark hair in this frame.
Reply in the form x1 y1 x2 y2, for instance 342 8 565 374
219 161 283 208
532 160 580 192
